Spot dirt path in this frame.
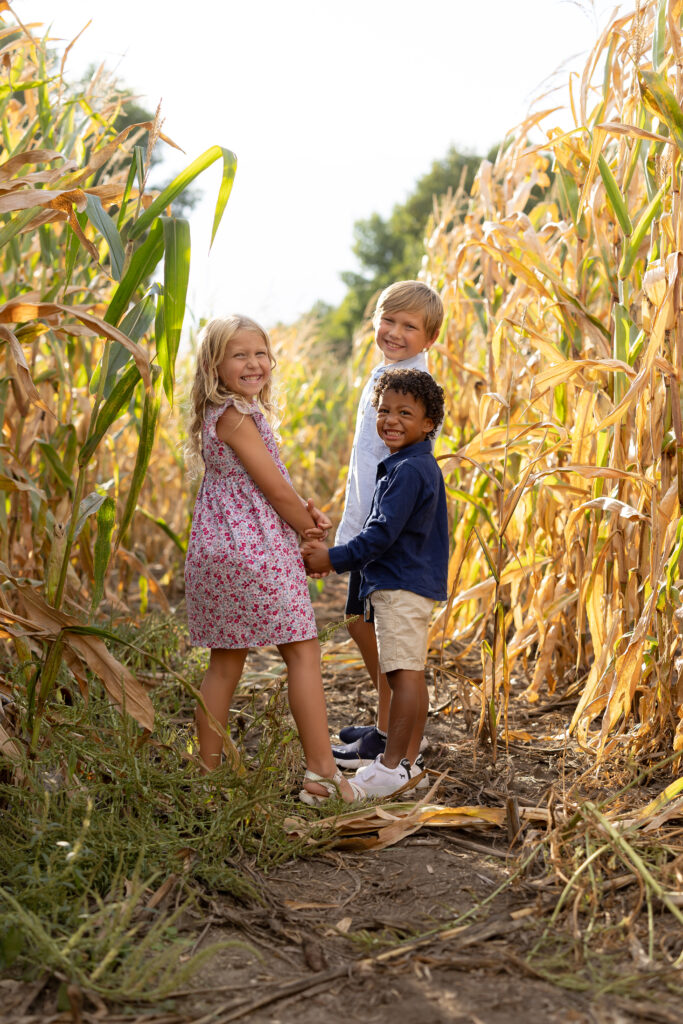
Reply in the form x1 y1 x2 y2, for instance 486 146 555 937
4 577 679 1024
169 577 681 1024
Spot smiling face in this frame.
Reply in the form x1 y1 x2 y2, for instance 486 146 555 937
375 388 435 453
375 308 436 364
217 329 272 399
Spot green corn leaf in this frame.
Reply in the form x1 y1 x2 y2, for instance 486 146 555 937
85 194 125 280
63 218 80 294
638 69 683 153
555 163 588 240
69 491 109 542
116 155 139 232
128 145 237 241
78 363 141 466
473 524 499 584
91 293 158 398
136 507 187 553
159 216 190 403
612 303 630 362
0 207 41 249
134 145 145 196
117 368 162 546
653 0 669 72
104 219 164 327
36 440 75 496
623 105 647 192
32 637 64 750
91 496 116 616
210 148 238 248
628 328 645 366
450 488 497 531
45 522 67 605
618 176 669 280
62 425 78 477
598 155 633 236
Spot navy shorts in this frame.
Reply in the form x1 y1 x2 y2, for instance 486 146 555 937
345 571 365 617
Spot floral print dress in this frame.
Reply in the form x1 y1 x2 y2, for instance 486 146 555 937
184 398 318 649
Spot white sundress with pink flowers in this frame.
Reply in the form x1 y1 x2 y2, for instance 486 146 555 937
184 398 318 648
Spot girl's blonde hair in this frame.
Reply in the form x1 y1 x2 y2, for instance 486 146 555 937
186 315 277 472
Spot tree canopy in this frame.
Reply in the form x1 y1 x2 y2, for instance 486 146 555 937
314 146 490 354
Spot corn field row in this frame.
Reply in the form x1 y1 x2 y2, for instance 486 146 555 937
0 10 235 745
2 3 683 767
420 0 683 760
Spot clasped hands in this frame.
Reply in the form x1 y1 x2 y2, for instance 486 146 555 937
301 499 334 578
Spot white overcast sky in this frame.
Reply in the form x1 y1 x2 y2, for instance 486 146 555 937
19 0 617 329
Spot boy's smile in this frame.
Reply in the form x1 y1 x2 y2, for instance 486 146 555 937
375 309 436 364
375 389 434 453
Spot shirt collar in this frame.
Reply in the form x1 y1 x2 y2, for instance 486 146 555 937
370 351 428 379
379 439 432 473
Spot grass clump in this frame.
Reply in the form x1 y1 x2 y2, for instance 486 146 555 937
0 613 323 1005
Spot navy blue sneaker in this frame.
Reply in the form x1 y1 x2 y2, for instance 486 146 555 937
338 723 376 744
333 727 386 769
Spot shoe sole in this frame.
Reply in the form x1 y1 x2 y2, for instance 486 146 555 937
334 755 376 770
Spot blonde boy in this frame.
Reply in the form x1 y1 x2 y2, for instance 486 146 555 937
332 281 444 772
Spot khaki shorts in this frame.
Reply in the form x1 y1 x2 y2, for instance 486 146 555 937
369 589 435 673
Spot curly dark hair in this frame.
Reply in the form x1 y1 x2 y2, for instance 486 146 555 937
371 369 444 440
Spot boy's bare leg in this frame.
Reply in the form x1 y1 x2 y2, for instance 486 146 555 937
197 648 248 771
382 668 429 769
346 617 391 732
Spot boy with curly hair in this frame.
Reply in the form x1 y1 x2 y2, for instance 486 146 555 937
330 280 444 775
303 369 448 797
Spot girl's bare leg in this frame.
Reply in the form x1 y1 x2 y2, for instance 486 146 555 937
278 637 355 801
196 648 247 771
346 617 391 732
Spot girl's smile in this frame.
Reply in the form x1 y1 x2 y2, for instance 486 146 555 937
218 329 273 398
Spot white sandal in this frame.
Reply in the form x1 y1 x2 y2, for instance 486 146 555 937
299 767 363 806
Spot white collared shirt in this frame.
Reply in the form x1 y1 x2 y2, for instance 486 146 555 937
336 351 430 545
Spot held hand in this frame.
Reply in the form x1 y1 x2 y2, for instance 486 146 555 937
302 539 333 576
304 498 332 539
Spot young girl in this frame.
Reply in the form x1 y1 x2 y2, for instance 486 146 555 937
184 315 360 806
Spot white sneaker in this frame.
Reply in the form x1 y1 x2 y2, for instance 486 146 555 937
411 753 429 790
352 755 411 798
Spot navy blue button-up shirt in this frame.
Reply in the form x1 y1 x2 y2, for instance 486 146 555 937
328 439 448 601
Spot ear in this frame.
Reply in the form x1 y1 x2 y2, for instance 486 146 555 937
422 417 435 437
423 330 440 351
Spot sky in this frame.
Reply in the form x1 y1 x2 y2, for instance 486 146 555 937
18 0 618 329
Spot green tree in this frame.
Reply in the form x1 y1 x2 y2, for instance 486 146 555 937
318 146 488 354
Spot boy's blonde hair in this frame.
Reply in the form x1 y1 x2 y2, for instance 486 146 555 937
186 315 277 473
373 281 444 341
